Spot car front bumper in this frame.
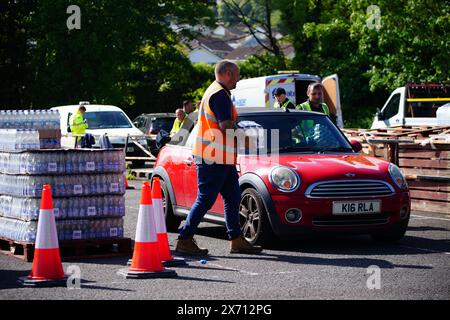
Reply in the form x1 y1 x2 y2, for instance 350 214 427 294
267 192 411 238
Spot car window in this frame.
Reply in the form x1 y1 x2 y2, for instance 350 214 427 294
134 116 146 129
84 111 132 129
151 117 175 132
237 114 351 154
382 93 401 119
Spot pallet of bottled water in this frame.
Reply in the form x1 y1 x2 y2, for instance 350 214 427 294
0 145 130 245
0 195 125 221
0 128 61 151
0 109 60 130
0 173 125 198
0 216 124 242
0 149 125 175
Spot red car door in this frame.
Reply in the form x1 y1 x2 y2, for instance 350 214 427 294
166 145 192 207
182 153 225 216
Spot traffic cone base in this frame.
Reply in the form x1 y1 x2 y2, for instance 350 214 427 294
18 276 68 287
127 256 187 267
117 267 176 279
162 256 187 267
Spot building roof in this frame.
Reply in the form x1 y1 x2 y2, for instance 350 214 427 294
195 36 234 53
225 43 295 61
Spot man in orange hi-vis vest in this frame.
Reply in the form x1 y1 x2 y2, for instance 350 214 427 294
175 60 263 256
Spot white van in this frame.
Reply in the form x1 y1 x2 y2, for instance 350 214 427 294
231 72 344 127
371 83 450 129
51 103 148 166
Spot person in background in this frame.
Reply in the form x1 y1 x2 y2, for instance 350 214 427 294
273 87 295 110
170 108 187 136
297 83 336 119
69 105 88 146
183 99 197 114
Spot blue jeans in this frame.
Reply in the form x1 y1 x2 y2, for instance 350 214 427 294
179 162 242 240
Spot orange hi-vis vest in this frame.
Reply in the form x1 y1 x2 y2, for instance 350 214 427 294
193 81 238 165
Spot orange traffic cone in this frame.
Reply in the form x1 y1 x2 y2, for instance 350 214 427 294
19 185 67 287
124 174 135 190
118 181 177 279
152 177 186 267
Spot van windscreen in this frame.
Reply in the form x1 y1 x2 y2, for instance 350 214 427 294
84 111 132 129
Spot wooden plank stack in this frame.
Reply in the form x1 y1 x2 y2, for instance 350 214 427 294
343 125 450 215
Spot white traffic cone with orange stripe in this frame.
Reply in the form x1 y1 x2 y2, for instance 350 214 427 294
118 181 177 279
152 177 186 267
19 184 68 287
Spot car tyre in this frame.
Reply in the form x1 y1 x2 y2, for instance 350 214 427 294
239 188 274 246
159 179 182 232
371 219 409 243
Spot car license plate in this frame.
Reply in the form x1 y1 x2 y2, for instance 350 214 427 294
332 200 381 215
127 147 134 152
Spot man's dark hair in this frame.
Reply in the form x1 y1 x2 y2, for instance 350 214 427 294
79 105 86 112
274 87 286 96
183 100 192 107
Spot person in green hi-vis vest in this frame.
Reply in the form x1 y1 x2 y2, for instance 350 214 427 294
297 82 336 129
69 105 88 146
273 87 296 110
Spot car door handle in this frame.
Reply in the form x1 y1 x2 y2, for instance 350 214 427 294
183 159 193 166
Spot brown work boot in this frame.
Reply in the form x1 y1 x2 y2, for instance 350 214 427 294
175 236 209 256
230 235 263 254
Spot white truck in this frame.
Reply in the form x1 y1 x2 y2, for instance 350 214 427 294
371 83 450 129
230 72 344 128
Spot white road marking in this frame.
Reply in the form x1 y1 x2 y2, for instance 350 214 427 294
205 262 259 276
411 215 450 222
399 245 450 255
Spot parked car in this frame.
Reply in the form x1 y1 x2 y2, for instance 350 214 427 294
152 108 411 245
52 103 149 167
133 113 176 155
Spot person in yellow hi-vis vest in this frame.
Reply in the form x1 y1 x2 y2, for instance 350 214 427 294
297 82 336 131
69 105 88 146
170 108 186 136
175 60 262 256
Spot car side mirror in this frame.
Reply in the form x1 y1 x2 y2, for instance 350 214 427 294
350 140 363 152
376 109 383 121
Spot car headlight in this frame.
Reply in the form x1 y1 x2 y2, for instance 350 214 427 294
389 163 407 189
269 166 300 192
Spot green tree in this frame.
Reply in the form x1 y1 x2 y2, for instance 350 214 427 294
1 0 215 113
276 0 449 128
0 0 37 108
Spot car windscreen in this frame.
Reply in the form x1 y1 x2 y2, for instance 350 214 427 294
151 117 175 132
84 111 132 129
237 114 352 154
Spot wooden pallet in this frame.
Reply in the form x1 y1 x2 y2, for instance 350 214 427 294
0 236 132 262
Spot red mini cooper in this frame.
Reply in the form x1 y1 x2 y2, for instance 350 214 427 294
152 108 410 245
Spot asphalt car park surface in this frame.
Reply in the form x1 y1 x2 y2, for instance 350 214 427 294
0 180 449 300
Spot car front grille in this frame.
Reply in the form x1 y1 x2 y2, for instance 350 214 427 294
313 214 390 227
305 180 395 198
